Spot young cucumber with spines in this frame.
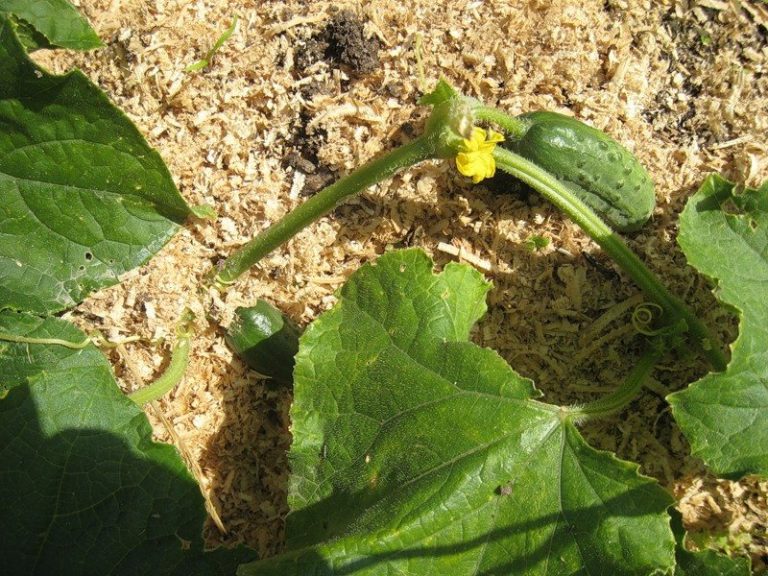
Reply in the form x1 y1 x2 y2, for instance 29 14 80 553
226 300 301 385
505 111 656 232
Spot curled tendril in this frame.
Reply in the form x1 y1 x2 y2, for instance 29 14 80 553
631 302 664 336
632 302 688 352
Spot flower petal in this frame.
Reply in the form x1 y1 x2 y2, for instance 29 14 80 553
455 128 504 183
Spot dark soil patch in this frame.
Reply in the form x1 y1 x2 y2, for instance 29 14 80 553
296 10 381 77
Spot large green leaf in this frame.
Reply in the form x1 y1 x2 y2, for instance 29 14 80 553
239 249 675 575
0 0 101 50
0 311 252 574
0 17 190 314
669 175 768 477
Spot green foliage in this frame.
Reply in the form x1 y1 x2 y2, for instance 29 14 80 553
675 546 752 576
0 14 238 574
239 249 676 575
0 311 253 575
0 0 101 50
186 15 239 72
190 203 218 220
524 234 550 251
7 15 53 51
418 77 459 106
669 175 768 478
0 17 190 314
686 530 753 561
0 7 764 570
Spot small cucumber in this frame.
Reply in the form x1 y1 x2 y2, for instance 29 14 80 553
226 301 300 384
507 111 655 232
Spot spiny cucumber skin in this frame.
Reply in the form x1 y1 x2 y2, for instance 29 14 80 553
509 111 655 232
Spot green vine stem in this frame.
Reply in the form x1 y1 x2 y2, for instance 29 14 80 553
213 136 437 285
474 106 528 139
564 345 663 422
492 146 727 372
128 311 194 405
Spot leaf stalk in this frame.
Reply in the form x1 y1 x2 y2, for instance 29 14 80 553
565 346 663 421
128 311 194 405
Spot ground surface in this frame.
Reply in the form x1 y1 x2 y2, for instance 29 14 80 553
37 0 767 570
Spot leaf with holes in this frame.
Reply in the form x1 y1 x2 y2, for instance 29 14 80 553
238 248 675 576
0 0 101 50
669 175 768 478
0 17 189 314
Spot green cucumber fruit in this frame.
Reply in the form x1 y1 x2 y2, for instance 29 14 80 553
507 111 655 232
226 300 301 384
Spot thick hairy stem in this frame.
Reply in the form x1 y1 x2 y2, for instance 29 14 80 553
474 106 528 139
213 136 437 285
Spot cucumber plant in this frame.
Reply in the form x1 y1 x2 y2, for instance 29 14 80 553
0 3 765 576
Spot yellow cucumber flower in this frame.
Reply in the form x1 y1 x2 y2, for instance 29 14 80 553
455 127 504 183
